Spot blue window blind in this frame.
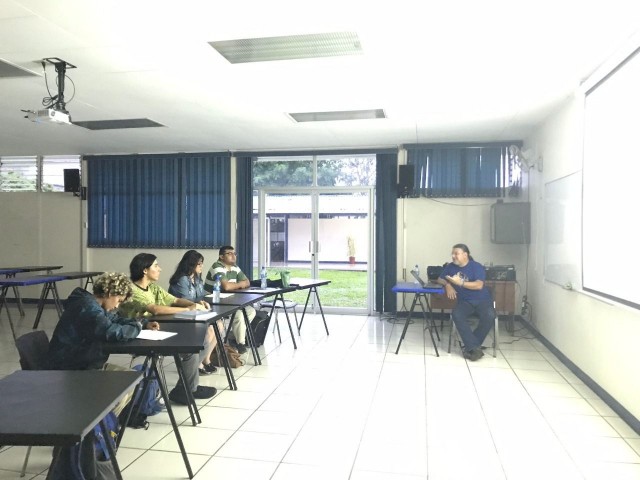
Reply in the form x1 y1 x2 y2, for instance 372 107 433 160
87 153 230 248
407 144 516 198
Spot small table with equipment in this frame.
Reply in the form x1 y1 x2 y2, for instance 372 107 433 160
392 282 444 355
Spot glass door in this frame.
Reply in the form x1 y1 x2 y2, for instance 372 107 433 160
257 188 372 314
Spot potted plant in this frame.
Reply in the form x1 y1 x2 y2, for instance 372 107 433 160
347 235 356 265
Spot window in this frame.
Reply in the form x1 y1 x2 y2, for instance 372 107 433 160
406 144 518 198
42 156 81 192
87 153 230 248
0 155 81 192
0 156 37 192
253 154 376 188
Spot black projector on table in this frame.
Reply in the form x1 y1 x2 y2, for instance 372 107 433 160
484 265 516 281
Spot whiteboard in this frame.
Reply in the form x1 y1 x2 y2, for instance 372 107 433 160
544 171 581 288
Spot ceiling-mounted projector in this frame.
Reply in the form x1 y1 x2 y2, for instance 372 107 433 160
25 108 71 124
22 57 76 126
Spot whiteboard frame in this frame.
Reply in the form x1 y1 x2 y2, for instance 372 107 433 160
543 171 582 289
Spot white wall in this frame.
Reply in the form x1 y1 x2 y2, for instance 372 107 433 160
0 193 82 299
398 197 528 285
526 94 640 420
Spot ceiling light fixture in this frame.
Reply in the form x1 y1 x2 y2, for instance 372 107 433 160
210 32 362 64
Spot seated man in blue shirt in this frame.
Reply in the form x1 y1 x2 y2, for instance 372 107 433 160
436 243 495 361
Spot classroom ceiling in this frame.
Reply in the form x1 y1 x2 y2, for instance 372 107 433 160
0 0 639 156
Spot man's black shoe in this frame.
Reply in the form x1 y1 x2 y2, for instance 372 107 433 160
465 348 484 361
192 385 216 399
168 387 189 405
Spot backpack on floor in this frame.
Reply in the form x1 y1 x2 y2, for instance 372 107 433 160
210 344 245 368
250 310 271 347
119 364 164 429
49 412 119 480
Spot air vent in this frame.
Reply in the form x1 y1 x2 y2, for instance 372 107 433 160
0 59 38 78
209 32 362 64
289 109 386 122
73 118 165 130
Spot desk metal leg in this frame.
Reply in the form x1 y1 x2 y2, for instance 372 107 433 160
395 296 418 354
243 308 262 365
313 287 330 335
51 282 63 317
11 286 25 317
298 289 312 333
418 295 439 357
212 319 237 390
32 282 53 330
297 287 329 335
417 295 440 341
153 355 194 479
278 293 297 349
0 286 17 341
265 302 281 343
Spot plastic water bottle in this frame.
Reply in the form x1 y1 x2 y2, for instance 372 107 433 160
212 274 221 303
414 264 420 283
260 266 268 289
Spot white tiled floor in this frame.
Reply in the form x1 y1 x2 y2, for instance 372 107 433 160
1 306 640 479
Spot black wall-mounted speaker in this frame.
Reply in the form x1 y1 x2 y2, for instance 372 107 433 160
63 169 80 193
398 164 414 197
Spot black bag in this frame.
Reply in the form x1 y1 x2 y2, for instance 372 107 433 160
250 310 271 347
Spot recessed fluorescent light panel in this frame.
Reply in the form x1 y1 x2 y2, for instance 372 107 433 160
0 59 38 78
209 31 362 64
289 109 386 122
72 118 165 130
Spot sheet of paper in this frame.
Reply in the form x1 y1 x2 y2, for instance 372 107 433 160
205 293 233 299
137 330 177 341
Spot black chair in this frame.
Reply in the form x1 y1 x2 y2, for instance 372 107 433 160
259 299 298 343
14 331 50 477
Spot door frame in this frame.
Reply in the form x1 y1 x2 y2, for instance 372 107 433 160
257 186 374 314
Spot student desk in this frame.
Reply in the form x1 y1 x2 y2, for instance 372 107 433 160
0 275 67 340
392 282 444 355
0 265 63 317
234 286 300 349
149 305 241 391
0 369 142 480
206 291 268 364
102 322 208 479
289 278 331 335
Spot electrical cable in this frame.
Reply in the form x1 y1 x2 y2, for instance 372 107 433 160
65 74 76 104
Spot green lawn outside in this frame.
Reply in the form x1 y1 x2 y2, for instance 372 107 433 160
254 268 369 308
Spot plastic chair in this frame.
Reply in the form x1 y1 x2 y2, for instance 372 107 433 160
14 331 50 477
259 299 298 343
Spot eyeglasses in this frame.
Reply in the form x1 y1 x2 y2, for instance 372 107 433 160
224 252 237 256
